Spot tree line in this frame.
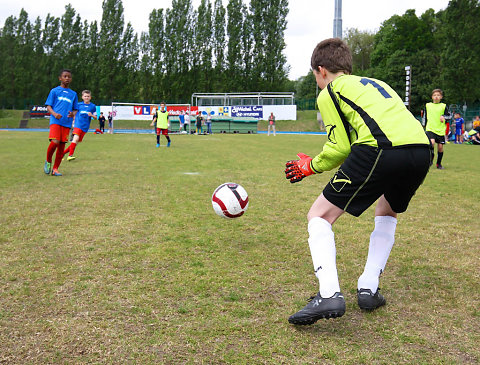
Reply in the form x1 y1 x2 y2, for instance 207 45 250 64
2 0 479 115
296 0 480 115
0 0 290 109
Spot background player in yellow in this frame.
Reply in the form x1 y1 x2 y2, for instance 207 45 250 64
150 102 171 147
424 89 450 169
285 38 431 325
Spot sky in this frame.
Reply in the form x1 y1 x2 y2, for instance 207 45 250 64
0 0 451 80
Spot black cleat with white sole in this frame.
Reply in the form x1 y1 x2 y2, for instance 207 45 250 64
288 292 346 325
357 288 386 310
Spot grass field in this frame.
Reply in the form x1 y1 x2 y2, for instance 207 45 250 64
0 131 479 364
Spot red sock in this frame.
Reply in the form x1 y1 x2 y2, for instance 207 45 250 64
53 143 65 170
69 142 77 156
63 144 71 157
46 141 57 163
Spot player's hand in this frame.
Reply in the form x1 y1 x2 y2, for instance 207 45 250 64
285 153 315 183
54 112 62 120
67 111 75 118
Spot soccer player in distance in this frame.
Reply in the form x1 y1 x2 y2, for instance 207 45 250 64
424 89 450 169
63 90 97 161
44 69 79 176
285 38 431 325
150 102 171 147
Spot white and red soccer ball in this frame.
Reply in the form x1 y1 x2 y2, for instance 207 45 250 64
212 183 249 219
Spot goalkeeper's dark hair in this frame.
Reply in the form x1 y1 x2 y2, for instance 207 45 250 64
311 38 352 74
58 68 72 76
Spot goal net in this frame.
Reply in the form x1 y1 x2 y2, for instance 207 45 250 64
106 102 195 134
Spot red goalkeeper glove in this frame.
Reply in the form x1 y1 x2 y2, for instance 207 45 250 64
285 153 315 183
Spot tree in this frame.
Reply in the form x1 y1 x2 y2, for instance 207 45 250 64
147 8 165 100
438 0 480 104
343 28 375 74
194 0 213 92
98 0 125 100
369 8 439 112
249 0 289 90
212 0 226 91
226 0 244 91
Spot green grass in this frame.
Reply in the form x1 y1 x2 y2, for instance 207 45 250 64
0 132 479 363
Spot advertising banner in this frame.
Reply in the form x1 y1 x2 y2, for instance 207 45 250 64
30 105 50 118
231 105 263 118
100 105 199 120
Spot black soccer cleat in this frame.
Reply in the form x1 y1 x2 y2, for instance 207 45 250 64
288 292 346 325
357 288 386 311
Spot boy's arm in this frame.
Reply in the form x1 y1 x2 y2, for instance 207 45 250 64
46 105 61 120
443 105 452 120
285 90 352 183
311 88 352 172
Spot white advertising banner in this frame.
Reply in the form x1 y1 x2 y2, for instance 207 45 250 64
198 105 296 120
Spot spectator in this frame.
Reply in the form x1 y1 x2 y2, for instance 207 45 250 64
184 112 191 133
179 111 185 133
108 112 113 134
206 113 213 134
98 112 106 133
453 112 464 144
196 113 203 135
268 112 276 136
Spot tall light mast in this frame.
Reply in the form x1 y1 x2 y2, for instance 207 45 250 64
333 0 342 38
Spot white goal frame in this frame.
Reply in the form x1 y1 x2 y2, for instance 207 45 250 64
110 102 193 134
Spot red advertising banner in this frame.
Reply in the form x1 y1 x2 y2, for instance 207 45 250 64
166 106 198 116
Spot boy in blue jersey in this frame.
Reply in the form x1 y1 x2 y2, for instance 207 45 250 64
285 38 431 325
44 69 79 176
63 90 97 160
453 112 464 144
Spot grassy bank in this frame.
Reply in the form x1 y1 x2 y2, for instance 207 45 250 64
0 109 321 132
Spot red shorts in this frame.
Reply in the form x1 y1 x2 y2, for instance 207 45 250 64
445 123 450 135
49 124 70 143
156 128 169 136
73 128 87 142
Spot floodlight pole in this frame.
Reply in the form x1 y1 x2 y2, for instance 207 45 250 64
404 65 411 110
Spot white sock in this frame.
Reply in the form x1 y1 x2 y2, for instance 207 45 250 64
308 217 340 298
357 215 397 292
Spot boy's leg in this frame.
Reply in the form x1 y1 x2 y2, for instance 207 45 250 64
288 194 346 325
53 142 66 172
46 140 58 163
45 139 58 174
436 143 444 168
357 197 397 310
358 196 397 292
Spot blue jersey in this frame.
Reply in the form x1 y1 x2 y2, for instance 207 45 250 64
75 102 97 132
455 117 464 130
45 86 79 128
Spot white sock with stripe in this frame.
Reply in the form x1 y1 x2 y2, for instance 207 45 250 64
308 217 340 298
357 215 397 292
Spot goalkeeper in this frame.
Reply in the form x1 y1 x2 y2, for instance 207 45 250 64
285 38 431 325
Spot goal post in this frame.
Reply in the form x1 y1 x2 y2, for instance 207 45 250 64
105 102 194 133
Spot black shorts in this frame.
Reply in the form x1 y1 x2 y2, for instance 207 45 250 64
323 145 431 217
426 131 445 144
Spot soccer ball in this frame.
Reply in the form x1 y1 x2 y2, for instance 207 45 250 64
212 183 249 219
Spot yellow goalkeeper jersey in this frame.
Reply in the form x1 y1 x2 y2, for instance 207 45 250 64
312 74 430 173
